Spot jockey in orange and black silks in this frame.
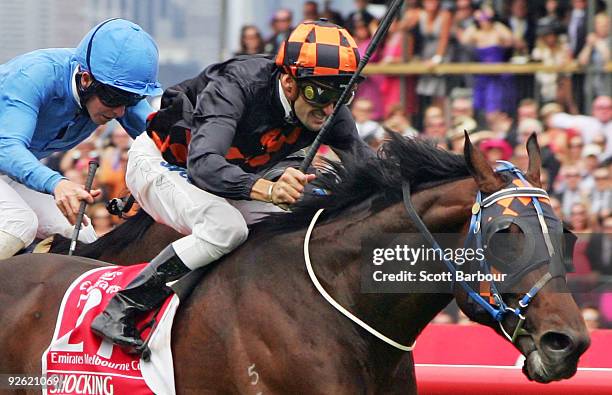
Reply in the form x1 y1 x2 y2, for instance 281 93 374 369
146 18 371 195
91 19 374 353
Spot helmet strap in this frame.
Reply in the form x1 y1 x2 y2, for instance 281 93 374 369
75 71 94 115
278 73 299 124
287 101 299 125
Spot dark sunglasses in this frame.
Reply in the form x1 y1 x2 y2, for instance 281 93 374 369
298 80 355 107
92 80 145 108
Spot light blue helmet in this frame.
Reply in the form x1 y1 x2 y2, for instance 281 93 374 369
75 18 163 96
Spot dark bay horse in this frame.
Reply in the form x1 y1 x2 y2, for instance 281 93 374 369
1 135 589 394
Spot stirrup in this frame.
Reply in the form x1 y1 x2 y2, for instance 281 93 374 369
130 306 162 361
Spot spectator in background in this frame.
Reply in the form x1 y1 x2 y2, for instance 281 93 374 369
549 195 564 221
568 0 588 112
346 0 376 35
60 136 100 176
590 167 612 217
321 0 345 27
505 0 537 57
480 138 513 167
379 16 418 119
510 145 529 172
413 0 453 108
382 104 419 138
569 202 593 233
448 0 476 90
532 20 575 113
515 117 561 185
540 101 563 129
89 203 114 236
550 95 612 157
506 98 540 146
447 128 467 154
587 214 612 275
352 98 385 148
516 98 539 121
423 105 443 126
303 1 319 22
567 0 588 58
578 13 611 98
581 144 603 188
488 111 514 138
504 0 536 108
447 115 478 154
235 25 264 56
460 5 514 128
353 17 384 120
264 9 293 54
450 96 474 123
422 115 447 144
538 0 568 31
556 166 588 217
97 125 131 201
565 135 586 166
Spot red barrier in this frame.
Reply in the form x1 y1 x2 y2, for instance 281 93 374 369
413 324 612 394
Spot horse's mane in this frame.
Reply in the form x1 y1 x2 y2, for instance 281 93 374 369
252 135 471 235
50 209 155 259
51 136 471 256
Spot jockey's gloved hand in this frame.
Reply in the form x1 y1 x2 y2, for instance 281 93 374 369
53 179 101 225
270 167 316 207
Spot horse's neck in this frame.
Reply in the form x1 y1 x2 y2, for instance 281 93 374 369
311 178 476 361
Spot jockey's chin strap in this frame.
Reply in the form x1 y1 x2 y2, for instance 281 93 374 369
304 208 416 352
401 160 557 343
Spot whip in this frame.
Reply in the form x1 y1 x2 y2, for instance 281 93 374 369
68 160 99 256
299 0 404 172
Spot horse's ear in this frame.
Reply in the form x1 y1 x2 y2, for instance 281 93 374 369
525 133 542 188
464 131 503 193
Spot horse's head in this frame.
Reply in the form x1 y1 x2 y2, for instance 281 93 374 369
455 132 590 383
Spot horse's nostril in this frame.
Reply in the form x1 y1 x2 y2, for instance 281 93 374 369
540 331 574 354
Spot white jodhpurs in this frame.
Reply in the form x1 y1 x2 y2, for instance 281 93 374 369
0 175 98 253
0 230 24 260
126 134 281 270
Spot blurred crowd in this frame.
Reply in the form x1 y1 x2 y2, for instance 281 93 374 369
51 0 612 326
41 121 131 237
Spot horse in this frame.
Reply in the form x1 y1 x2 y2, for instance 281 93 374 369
1 134 589 394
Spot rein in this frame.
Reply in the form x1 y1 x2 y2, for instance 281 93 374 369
304 208 415 352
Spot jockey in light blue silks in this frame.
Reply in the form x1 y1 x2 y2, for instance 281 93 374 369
0 18 163 258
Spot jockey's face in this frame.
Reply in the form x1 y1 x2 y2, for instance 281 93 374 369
280 74 335 132
86 96 127 125
79 72 127 125
294 92 335 132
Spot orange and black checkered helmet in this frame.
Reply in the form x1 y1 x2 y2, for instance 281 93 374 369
275 19 361 82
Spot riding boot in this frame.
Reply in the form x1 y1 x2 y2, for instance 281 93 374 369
91 245 190 351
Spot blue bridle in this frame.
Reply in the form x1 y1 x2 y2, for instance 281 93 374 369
402 161 563 342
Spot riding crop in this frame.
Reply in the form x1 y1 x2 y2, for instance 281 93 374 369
68 160 99 256
299 0 404 172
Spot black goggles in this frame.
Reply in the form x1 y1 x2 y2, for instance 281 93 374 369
92 80 145 108
298 80 355 107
